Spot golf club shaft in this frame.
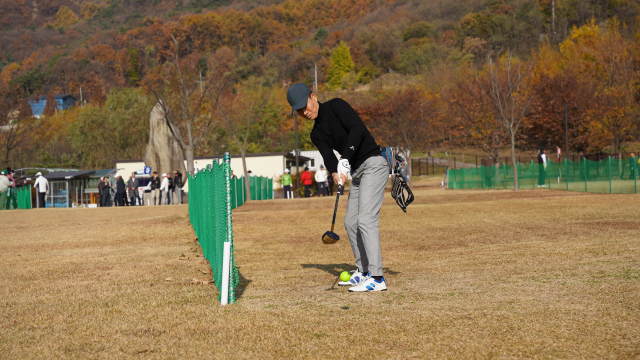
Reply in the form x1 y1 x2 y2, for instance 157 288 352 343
330 184 342 233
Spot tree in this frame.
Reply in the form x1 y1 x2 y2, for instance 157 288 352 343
358 87 435 189
0 84 35 167
145 36 232 176
217 78 272 201
43 92 57 117
51 6 80 29
326 41 354 90
477 53 536 190
68 88 153 169
449 67 507 161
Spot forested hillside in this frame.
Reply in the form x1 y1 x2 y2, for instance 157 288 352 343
1 0 640 170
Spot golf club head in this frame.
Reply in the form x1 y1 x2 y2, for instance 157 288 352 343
322 231 340 244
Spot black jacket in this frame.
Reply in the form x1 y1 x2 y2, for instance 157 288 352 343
116 178 126 193
99 182 110 195
174 172 183 188
150 176 161 190
310 98 380 174
168 177 174 190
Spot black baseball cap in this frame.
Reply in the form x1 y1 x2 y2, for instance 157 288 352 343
287 83 312 115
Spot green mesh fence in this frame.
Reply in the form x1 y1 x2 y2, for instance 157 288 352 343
188 158 239 304
249 176 274 200
448 156 639 194
3 186 31 210
16 186 32 209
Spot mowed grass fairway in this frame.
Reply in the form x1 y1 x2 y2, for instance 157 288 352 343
2 185 640 358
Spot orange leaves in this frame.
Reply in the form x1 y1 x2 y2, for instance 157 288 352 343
90 44 116 63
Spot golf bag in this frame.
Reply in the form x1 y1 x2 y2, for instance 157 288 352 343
381 147 414 213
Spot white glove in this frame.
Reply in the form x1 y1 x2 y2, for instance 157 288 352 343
337 159 350 177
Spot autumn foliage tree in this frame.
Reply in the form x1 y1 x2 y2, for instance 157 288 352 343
358 86 436 188
42 92 57 117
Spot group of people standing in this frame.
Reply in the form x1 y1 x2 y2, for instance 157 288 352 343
286 165 335 198
98 170 184 207
147 170 183 206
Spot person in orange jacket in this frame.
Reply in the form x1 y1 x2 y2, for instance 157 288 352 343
301 166 312 197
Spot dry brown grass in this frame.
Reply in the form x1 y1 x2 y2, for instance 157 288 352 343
2 188 640 359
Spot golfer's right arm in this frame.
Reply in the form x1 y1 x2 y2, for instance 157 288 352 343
310 134 345 185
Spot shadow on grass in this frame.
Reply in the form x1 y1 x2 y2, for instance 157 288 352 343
301 263 400 277
235 270 251 300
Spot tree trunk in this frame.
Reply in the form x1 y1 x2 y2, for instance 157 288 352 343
241 149 252 202
510 132 519 191
185 147 194 176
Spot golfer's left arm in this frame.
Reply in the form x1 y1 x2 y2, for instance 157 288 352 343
330 99 367 162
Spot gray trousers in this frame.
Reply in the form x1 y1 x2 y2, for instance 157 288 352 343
151 189 160 206
344 155 389 277
174 189 182 204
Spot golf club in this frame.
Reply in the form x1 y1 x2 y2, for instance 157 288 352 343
322 179 343 244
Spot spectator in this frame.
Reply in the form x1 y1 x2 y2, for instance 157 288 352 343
230 170 237 180
98 177 111 207
114 173 126 206
537 148 547 188
167 172 174 205
160 173 170 205
248 170 255 177
315 165 328 197
301 166 312 197
629 153 636 180
33 172 49 208
173 170 183 205
282 168 293 199
5 168 16 210
0 171 10 210
150 171 161 206
326 167 334 196
127 173 139 206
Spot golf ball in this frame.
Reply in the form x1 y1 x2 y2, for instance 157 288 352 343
340 271 351 282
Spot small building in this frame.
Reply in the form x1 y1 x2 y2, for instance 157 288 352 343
30 95 77 118
40 169 116 208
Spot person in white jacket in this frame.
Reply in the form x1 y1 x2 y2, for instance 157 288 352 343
315 165 328 197
33 172 49 208
160 173 169 205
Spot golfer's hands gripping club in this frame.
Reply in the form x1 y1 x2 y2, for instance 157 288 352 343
335 158 350 191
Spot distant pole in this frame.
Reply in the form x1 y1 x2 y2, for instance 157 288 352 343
79 87 83 104
565 104 569 161
552 0 556 34
295 112 299 195
314 63 318 94
198 71 204 94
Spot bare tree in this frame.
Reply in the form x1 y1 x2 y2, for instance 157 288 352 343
0 85 34 167
144 34 232 176
217 79 272 201
477 53 536 190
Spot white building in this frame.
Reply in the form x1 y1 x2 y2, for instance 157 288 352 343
293 150 342 171
115 152 310 193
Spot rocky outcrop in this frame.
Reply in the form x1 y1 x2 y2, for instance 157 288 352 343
143 102 187 183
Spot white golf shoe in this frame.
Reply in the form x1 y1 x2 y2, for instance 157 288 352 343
349 276 387 292
338 271 368 287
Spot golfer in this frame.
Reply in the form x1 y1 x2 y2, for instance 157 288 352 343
287 83 389 292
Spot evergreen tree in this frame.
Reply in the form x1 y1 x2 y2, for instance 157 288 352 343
326 41 354 91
